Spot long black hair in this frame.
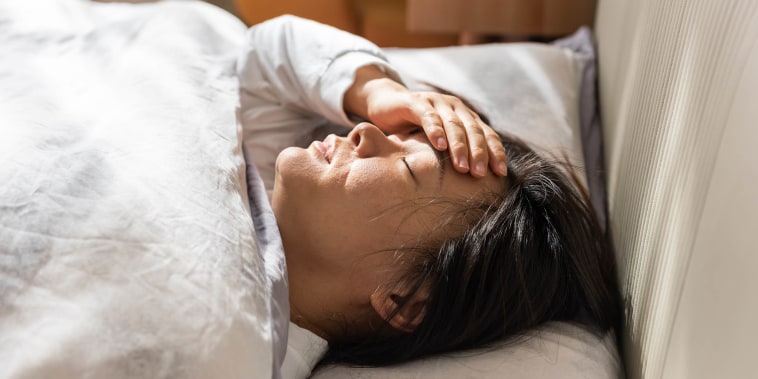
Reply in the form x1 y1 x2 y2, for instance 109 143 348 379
322 133 621 366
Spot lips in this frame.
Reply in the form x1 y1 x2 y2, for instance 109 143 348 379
316 134 336 164
322 134 337 163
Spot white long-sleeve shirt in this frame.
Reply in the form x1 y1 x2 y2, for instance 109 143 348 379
236 15 403 378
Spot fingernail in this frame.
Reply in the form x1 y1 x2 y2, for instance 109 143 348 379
498 162 508 176
458 156 469 170
436 137 447 149
475 162 485 176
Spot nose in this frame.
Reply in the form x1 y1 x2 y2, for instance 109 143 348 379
349 123 398 158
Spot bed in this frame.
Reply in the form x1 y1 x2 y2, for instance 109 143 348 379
1 0 756 378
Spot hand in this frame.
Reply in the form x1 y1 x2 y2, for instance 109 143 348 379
344 66 507 178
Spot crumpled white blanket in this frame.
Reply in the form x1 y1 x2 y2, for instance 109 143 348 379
0 1 283 378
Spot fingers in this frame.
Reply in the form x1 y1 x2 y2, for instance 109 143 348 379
437 106 471 174
456 108 488 177
483 123 508 176
435 99 508 178
413 99 448 151
409 92 508 178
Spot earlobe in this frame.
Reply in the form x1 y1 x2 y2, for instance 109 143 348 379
369 288 428 333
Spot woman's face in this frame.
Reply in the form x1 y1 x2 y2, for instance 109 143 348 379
272 123 503 333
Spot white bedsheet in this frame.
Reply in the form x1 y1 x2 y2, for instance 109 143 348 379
0 1 283 378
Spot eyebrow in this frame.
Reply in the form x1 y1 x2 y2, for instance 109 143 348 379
432 147 447 189
405 140 447 189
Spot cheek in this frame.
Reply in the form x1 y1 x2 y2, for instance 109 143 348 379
333 161 405 236
344 164 440 243
342 159 395 196
341 163 390 225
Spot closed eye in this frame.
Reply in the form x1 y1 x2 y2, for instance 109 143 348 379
402 157 417 183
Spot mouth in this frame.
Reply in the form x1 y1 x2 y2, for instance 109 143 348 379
315 134 336 164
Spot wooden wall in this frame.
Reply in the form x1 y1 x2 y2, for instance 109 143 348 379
232 0 458 47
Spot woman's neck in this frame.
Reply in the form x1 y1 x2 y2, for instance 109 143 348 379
289 301 330 341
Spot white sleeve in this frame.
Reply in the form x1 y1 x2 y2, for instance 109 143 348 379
237 15 402 194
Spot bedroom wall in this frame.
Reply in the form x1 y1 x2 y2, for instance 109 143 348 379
100 0 594 47
203 0 235 15
96 0 458 47
231 0 458 47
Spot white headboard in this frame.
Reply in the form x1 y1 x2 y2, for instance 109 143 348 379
594 0 758 378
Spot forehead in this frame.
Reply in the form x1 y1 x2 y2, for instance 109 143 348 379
393 133 444 163
389 132 433 147
392 133 503 196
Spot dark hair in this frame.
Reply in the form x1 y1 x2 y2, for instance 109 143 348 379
322 134 621 366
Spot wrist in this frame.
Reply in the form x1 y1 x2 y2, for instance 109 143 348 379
344 65 406 120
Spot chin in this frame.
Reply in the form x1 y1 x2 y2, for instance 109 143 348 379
276 146 318 176
274 146 323 198
275 146 304 172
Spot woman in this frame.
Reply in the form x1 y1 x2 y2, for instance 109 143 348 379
238 15 620 374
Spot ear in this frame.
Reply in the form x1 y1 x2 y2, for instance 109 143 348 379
369 286 429 333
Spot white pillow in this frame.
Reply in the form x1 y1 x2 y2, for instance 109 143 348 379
313 322 620 378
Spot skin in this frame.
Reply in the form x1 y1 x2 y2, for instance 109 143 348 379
271 65 507 341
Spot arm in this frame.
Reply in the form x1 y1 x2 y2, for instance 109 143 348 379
237 15 403 192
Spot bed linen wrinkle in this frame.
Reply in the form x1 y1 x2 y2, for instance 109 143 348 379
0 1 286 378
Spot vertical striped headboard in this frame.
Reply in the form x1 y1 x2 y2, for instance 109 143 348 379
594 0 758 378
